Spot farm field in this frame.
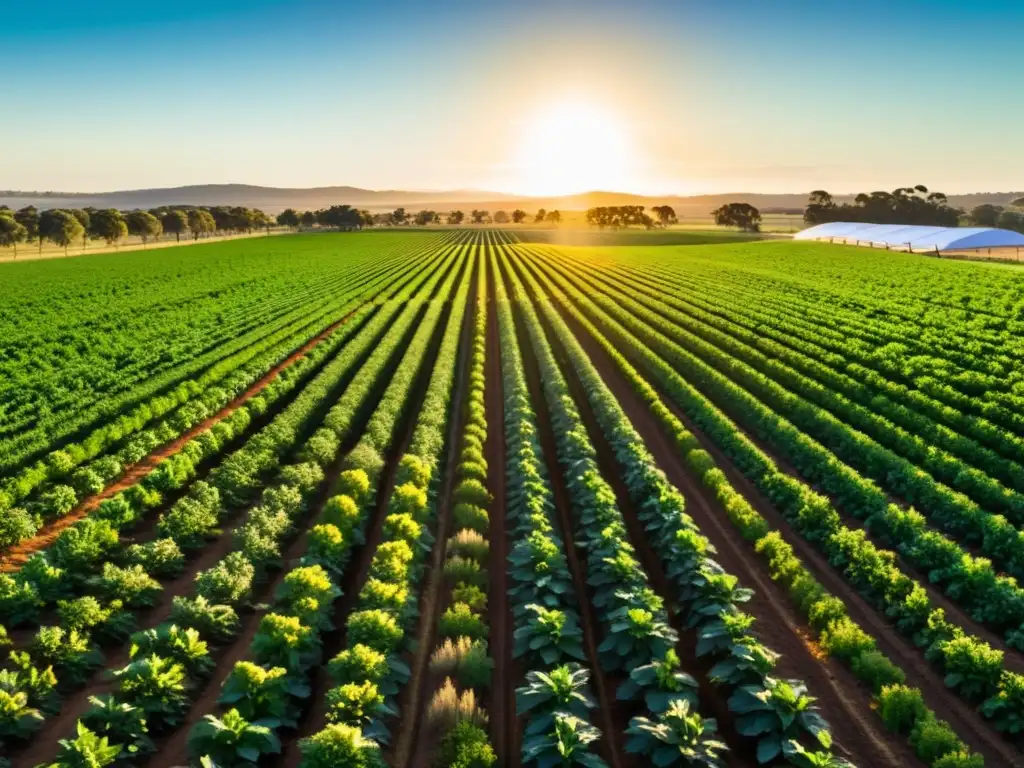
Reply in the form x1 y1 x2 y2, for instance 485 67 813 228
2 231 1024 768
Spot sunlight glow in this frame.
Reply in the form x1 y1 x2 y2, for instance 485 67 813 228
508 100 639 196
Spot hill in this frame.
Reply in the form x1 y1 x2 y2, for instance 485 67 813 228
2 184 1021 215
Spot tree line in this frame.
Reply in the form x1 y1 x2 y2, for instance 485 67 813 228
274 206 563 229
804 187 961 227
0 204 274 257
583 205 678 229
803 187 1024 233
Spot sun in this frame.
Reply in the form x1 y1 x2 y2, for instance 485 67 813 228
509 100 637 196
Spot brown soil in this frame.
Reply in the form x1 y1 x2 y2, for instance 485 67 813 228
484 262 518 767
500 258 626 768
394 261 477 768
0 303 368 574
545 279 1024 768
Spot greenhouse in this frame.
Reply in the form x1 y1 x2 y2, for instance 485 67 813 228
795 222 1024 254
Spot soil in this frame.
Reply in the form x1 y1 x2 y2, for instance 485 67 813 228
499 257 626 768
0 303 369 573
541 270 1024 768
393 261 477 768
484 261 519 768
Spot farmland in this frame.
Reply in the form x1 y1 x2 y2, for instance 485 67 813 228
1 230 1023 768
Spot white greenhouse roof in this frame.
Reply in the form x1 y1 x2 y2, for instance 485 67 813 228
795 222 1024 252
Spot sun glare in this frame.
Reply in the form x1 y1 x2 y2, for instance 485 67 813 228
509 100 638 196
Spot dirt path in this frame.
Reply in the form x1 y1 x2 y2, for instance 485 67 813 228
0 303 370 574
548 288 1024 768
502 260 625 768
485 261 517 767
393 263 476 768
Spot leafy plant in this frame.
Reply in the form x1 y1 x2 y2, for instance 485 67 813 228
346 610 403 654
169 596 240 644
252 613 319 671
220 661 308 728
188 708 282 765
430 637 493 690
0 689 44 740
513 605 586 665
325 681 390 727
516 664 596 736
130 625 213 680
81 695 155 759
94 563 162 608
435 721 497 768
617 650 699 714
521 712 607 768
439 602 487 641
125 538 185 578
31 626 104 686
625 698 728 768
195 552 256 606
729 677 833 763
112 655 189 728
46 722 122 768
327 644 390 686
298 722 387 768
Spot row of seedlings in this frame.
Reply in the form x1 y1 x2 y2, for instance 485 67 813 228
0 237 434 538
287 247 473 767
490 251 608 768
421 253 498 767
0 246 416 553
524 246 990 767
4 245 460 765
533 246 1024 744
509 246 864 766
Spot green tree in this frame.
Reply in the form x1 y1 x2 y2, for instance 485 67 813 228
0 212 28 258
446 210 465 225
162 210 189 242
545 210 562 224
470 209 489 224
126 211 163 246
300 210 317 228
70 209 91 249
712 202 762 232
391 208 409 225
187 209 216 240
970 204 1004 227
89 209 128 246
511 209 527 224
1011 197 1024 208
651 205 677 226
277 209 300 228
493 210 510 224
40 209 85 255
997 209 1024 233
14 206 39 245
534 208 547 223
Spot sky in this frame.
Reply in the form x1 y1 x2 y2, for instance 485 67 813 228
2 0 1023 196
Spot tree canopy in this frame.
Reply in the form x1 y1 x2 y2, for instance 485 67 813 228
712 202 762 232
39 209 85 253
89 209 129 245
162 210 190 242
126 211 163 244
0 212 28 257
585 206 653 229
512 209 527 224
804 187 959 227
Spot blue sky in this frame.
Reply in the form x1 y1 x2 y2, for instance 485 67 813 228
3 0 1023 194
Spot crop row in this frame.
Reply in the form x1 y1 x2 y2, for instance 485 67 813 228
0 231 459 477
533 247 1024 729
491 251 608 767
504 244 854 767
0 252 426 556
0 243 462 764
517 244 1006 765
